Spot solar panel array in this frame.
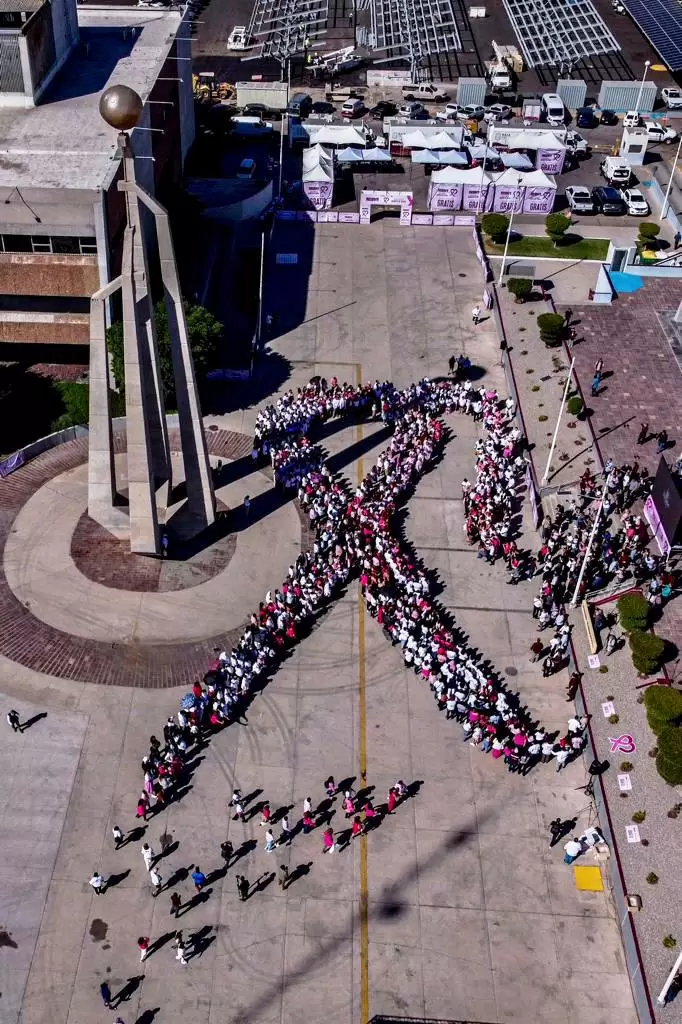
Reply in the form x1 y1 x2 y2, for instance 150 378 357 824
370 0 462 78
620 0 682 71
501 0 620 69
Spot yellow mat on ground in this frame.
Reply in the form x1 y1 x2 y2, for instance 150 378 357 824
574 865 603 891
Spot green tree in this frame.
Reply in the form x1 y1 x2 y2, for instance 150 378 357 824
566 395 583 417
617 593 649 633
536 312 565 347
506 278 533 302
657 725 682 785
106 300 223 407
545 213 571 246
481 213 510 244
643 685 682 734
629 631 665 676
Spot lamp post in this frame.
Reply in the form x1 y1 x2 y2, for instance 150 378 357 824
477 122 493 214
634 59 651 117
497 174 522 286
660 132 682 222
541 357 575 483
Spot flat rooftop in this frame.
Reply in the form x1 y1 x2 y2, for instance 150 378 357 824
0 7 183 191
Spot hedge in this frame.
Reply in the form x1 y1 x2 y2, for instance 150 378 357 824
629 631 665 676
657 725 682 785
644 685 682 735
566 395 583 417
617 593 649 633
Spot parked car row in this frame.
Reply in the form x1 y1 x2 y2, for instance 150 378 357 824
565 184 650 216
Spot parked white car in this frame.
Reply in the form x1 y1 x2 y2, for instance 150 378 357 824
484 103 513 123
436 103 465 122
644 121 678 144
565 185 594 213
565 130 589 154
662 87 682 109
623 188 650 216
623 110 642 128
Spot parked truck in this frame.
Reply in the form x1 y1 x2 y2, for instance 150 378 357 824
485 40 521 92
235 81 289 111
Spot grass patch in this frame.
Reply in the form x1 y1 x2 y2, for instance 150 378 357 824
486 234 610 261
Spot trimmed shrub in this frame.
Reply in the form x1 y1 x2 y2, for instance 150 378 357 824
545 212 571 246
647 872 659 884
617 593 649 633
630 631 665 676
664 936 678 949
638 222 661 242
631 810 646 823
566 395 583 417
507 278 533 302
657 725 682 785
620 761 633 772
481 213 510 244
537 312 565 348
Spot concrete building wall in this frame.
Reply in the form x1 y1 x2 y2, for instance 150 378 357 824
0 313 89 343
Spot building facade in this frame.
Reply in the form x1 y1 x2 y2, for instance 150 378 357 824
0 2 194 347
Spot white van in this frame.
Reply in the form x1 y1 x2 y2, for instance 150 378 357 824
541 93 566 126
599 155 631 186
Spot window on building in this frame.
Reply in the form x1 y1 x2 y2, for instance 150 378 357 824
0 234 98 255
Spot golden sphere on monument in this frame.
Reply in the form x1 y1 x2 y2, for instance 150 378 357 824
99 85 144 131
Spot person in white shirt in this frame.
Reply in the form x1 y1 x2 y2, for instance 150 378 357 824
563 838 582 864
89 870 106 895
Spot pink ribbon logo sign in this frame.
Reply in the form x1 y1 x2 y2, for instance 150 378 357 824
609 734 636 754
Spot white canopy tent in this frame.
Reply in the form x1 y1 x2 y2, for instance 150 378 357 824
308 124 367 147
412 150 469 165
500 152 534 170
503 131 566 152
428 166 493 212
301 144 334 210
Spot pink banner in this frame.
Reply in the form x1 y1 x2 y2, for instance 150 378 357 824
428 182 462 211
302 180 333 210
462 184 492 212
493 185 524 213
536 148 566 175
644 495 671 556
522 186 556 215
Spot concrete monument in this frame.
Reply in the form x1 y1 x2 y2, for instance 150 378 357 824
88 84 215 554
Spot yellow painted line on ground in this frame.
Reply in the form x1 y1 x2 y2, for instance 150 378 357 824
355 362 370 1024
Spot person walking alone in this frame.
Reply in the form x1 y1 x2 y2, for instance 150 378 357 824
637 422 648 445
138 936 150 962
322 827 335 854
149 866 163 897
278 864 289 889
7 709 21 733
264 829 277 853
471 304 481 325
142 843 155 871
100 982 112 1009
172 931 188 965
237 875 249 901
170 892 181 918
112 824 124 849
191 866 206 892
89 870 106 896
549 817 563 847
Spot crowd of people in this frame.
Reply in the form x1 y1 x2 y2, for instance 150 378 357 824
131 374 546 821
532 461 674 613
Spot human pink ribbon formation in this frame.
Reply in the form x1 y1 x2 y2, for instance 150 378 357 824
139 377 547 813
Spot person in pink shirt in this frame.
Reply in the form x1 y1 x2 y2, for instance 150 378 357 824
322 827 335 854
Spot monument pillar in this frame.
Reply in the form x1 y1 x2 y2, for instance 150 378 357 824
87 84 216 554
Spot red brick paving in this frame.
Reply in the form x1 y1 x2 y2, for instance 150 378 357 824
567 279 682 476
0 430 312 688
565 279 682 652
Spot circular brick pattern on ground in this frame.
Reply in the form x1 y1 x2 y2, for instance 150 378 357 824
70 502 236 593
0 429 315 688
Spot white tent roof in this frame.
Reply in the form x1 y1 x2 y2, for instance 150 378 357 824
431 166 493 184
504 130 565 151
424 130 462 149
492 168 530 186
518 169 556 188
302 144 334 182
400 129 434 148
310 124 366 146
500 151 534 170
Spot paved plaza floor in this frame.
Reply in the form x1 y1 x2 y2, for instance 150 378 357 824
0 224 637 1024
